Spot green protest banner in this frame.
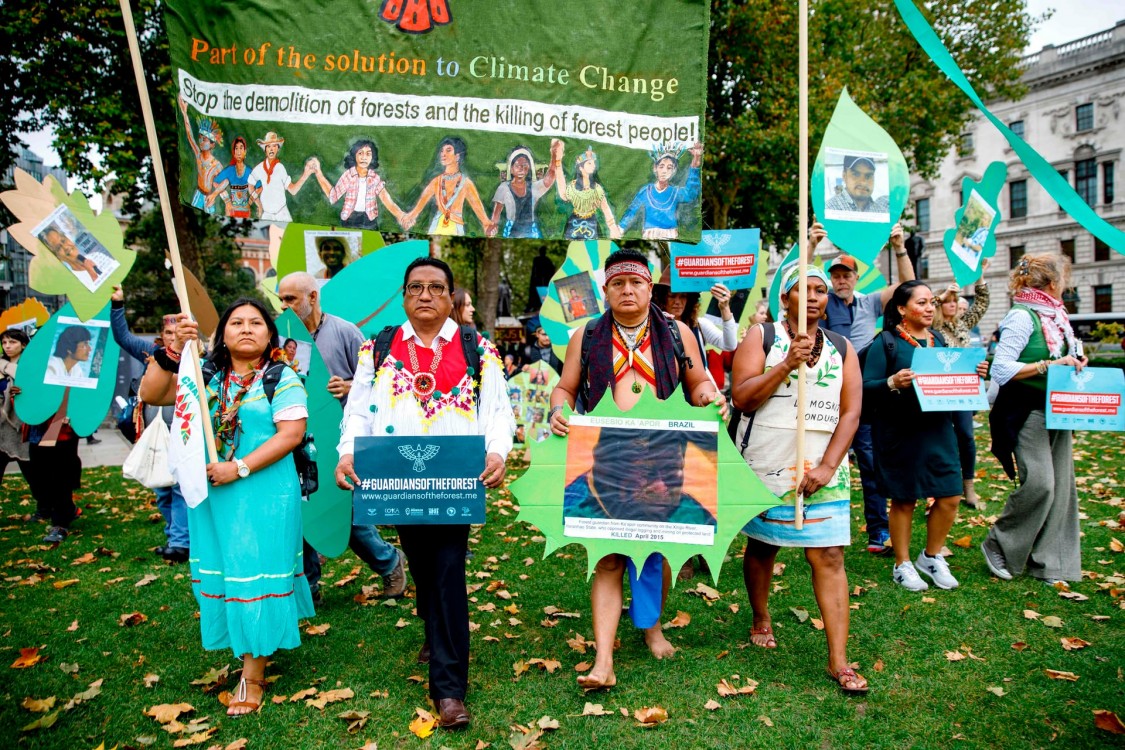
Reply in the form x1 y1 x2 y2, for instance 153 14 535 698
163 0 709 242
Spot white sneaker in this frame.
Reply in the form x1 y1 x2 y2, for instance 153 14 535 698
915 551 959 590
893 561 929 591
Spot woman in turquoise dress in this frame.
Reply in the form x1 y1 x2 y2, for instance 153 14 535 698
730 260 867 695
140 298 314 717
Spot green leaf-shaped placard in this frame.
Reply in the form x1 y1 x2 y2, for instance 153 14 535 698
319 239 429 337
811 88 909 265
511 386 779 585
767 243 886 321
540 241 615 362
276 310 351 558
274 223 386 282
1 169 136 321
13 303 119 436
943 162 1005 288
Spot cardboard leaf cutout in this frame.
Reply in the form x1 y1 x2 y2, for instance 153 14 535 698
511 385 779 584
768 243 885 321
274 223 386 281
0 169 136 320
320 239 429 337
179 265 220 340
943 162 1005 287
276 311 351 557
13 303 119 436
811 89 909 265
0 299 51 335
541 241 615 362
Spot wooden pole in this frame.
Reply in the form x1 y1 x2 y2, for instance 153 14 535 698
118 0 218 462
794 0 809 530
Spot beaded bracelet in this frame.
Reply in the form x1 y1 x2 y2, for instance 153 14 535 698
1035 360 1049 375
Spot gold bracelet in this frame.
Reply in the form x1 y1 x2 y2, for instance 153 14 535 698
1035 360 1049 375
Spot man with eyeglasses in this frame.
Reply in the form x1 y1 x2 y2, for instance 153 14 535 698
334 258 514 730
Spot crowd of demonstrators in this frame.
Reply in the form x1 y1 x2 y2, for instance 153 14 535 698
549 248 726 691
985 253 1086 586
140 298 315 717
653 272 739 389
932 264 992 508
807 221 915 555
277 272 406 603
731 261 866 694
111 286 190 562
862 281 989 592
335 258 514 729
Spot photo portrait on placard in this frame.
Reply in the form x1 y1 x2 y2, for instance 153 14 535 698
823 148 891 224
32 205 120 293
44 316 109 389
950 189 997 273
554 271 599 323
304 229 362 283
282 337 313 377
563 418 718 545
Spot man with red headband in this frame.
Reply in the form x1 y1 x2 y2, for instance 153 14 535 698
548 248 726 689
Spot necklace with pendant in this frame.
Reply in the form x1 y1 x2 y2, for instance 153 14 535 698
613 318 649 393
407 337 445 400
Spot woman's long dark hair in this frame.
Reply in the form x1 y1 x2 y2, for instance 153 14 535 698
344 139 379 171
208 297 279 373
53 325 92 358
882 280 931 330
1 328 30 361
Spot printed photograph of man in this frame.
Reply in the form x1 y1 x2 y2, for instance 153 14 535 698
304 230 362 283
555 272 599 323
950 189 997 272
44 319 108 389
824 150 891 223
33 207 120 292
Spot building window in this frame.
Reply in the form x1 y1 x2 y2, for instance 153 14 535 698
1076 159 1097 207
1060 239 1075 263
1009 245 1025 269
1095 237 1110 262
1057 169 1068 211
1076 103 1094 132
1009 120 1025 139
1009 180 1028 218
1105 162 1115 205
957 132 974 157
1094 285 1113 313
1063 288 1079 315
916 198 930 232
918 253 929 280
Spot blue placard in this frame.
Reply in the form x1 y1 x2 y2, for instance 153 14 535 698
1046 366 1125 431
668 229 761 292
353 435 486 525
910 347 987 411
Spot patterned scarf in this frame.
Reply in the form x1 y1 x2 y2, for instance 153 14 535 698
1013 288 1076 358
582 303 681 412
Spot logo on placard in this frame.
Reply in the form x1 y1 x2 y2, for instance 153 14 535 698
702 233 732 255
936 351 962 373
379 0 451 34
1070 369 1095 391
399 444 441 472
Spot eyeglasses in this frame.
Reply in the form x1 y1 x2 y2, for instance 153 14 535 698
405 282 448 297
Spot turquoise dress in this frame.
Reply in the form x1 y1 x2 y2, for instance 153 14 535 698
189 364 315 657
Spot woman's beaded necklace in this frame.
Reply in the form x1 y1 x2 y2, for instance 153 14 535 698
783 319 825 366
214 360 265 458
895 323 934 348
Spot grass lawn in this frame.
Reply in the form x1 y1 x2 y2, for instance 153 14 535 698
0 426 1122 749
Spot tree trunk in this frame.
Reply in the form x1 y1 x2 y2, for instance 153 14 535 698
478 238 502 334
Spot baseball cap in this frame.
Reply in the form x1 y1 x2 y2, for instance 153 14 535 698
843 155 876 171
828 254 858 273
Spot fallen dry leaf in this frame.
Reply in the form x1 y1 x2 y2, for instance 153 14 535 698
987 686 1006 697
20 710 60 733
717 678 758 696
810 618 825 631
1109 537 1123 553
144 673 160 688
685 582 721 602
394 618 409 628
119 612 148 627
873 659 885 672
1094 709 1125 735
307 687 354 710
537 715 560 730
1041 616 1064 629
566 633 590 654
221 740 249 750
1011 642 1028 651
704 699 721 711
135 573 159 587
66 620 79 632
52 579 80 589
305 623 331 636
21 696 57 713
289 687 317 702
790 607 809 623
409 708 436 738
1044 669 1080 682
1023 609 1041 620
171 726 217 747
945 651 967 662
527 658 561 673
574 661 592 672
952 535 972 549
145 702 195 724
581 702 612 716
663 611 691 629
189 665 229 693
337 708 370 733
11 647 44 669
634 706 669 726
513 660 530 679
758 715 774 727
1061 637 1091 651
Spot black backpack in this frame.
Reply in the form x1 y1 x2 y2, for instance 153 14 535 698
727 323 850 452
200 359 318 496
856 328 945 425
371 324 483 408
576 316 692 413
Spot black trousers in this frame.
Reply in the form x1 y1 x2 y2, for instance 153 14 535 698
27 439 80 527
397 523 470 701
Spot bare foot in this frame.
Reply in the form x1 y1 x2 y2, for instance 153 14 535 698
577 663 617 690
750 618 777 649
644 626 677 659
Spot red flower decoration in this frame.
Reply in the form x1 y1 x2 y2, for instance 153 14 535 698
379 0 451 34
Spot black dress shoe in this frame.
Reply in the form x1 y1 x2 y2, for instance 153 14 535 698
417 642 431 664
436 698 470 729
161 547 189 563
154 546 170 557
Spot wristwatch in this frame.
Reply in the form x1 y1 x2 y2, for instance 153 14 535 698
234 458 250 479
887 376 900 394
894 251 908 258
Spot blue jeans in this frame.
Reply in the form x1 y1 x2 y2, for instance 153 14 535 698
154 484 189 548
303 525 400 592
951 410 976 481
852 423 888 540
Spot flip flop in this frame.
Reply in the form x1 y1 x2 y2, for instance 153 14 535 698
826 666 869 696
750 625 777 649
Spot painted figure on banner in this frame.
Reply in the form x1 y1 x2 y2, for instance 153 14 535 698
488 145 555 239
824 153 891 219
548 248 727 689
248 132 318 223
379 0 451 34
403 137 495 236
551 140 622 241
207 136 259 219
310 139 409 231
618 142 703 240
179 97 223 215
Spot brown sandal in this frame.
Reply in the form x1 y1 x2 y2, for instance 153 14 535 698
750 625 777 649
826 666 869 695
227 676 269 716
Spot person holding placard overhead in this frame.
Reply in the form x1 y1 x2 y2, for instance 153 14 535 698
983 254 1086 586
861 281 988 592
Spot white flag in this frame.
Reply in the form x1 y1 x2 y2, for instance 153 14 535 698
167 346 209 508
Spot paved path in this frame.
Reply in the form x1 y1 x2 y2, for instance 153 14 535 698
4 429 132 474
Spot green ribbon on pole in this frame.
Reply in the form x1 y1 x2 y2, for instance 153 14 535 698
894 0 1125 255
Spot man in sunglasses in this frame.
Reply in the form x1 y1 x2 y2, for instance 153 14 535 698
334 258 514 730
